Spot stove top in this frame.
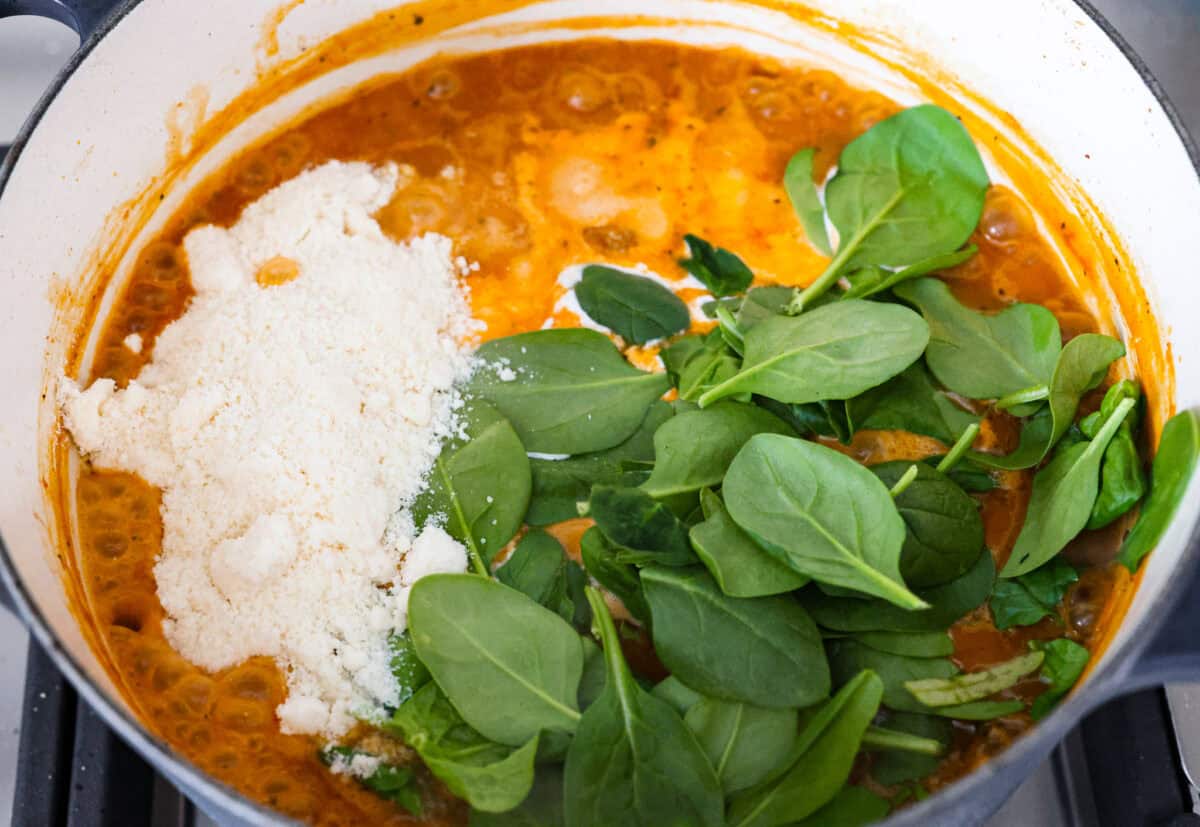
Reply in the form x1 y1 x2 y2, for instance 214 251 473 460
3 3 1200 825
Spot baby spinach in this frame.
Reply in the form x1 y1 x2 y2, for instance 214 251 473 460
527 401 673 526
1086 391 1146 529
661 334 706 384
579 526 650 623
1120 409 1200 571
724 434 925 609
737 286 797 331
564 588 724 827
641 566 830 707
989 559 1077 630
684 697 799 794
387 682 538 814
574 265 691 344
894 277 1061 401
904 651 1043 706
871 460 985 588
791 786 890 827
676 331 743 403
849 630 954 658
408 575 583 746
847 361 979 444
726 670 884 827
866 712 953 786
320 747 423 816
804 549 995 633
496 531 577 624
678 234 754 297
828 640 956 714
783 148 833 256
589 485 695 567
788 105 989 311
640 401 793 499
840 245 978 301
652 676 704 715
470 766 565 827
388 630 431 707
697 300 929 408
1002 397 1135 577
412 400 531 574
690 489 810 597
471 329 670 454
757 396 852 444
1029 639 1090 720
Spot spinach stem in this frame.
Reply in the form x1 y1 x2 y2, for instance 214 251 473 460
861 726 945 757
995 384 1049 411
889 464 919 497
714 304 745 354
936 423 982 474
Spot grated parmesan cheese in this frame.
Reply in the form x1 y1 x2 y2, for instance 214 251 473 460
59 161 480 737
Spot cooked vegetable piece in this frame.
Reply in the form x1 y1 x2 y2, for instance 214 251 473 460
387 683 538 814
579 526 650 623
641 566 830 707
1120 409 1200 571
904 651 1044 706
574 265 690 344
724 434 925 608
1029 639 1090 719
470 329 670 454
690 489 810 597
1002 397 1135 577
408 575 583 746
684 697 799 794
563 588 724 827
388 630 431 707
847 361 979 444
789 105 989 311
697 300 929 408
320 747 424 817
870 460 985 588
726 670 884 827
678 233 755 297
411 400 530 575
640 401 793 499
989 559 1077 630
589 485 695 567
783 148 833 256
496 530 578 623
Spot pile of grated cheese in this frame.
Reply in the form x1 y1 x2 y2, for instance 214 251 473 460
60 161 480 737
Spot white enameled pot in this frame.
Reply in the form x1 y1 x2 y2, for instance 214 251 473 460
1 1 1199 824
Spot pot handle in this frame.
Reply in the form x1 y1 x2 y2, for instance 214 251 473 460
0 0 123 42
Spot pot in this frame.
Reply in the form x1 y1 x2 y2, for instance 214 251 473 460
1 1 1198 824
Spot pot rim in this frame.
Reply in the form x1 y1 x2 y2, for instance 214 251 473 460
1 1 1198 824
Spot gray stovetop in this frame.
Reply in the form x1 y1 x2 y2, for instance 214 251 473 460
1 2 1199 825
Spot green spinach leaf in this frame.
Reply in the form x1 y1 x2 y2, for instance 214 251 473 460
1084 381 1146 529
849 630 954 658
319 747 423 817
904 651 1043 706
575 265 691 344
579 526 650 623
470 329 670 454
866 712 953 786
756 396 852 444
678 234 754 297
388 630 431 707
724 434 924 608
847 361 978 444
652 676 704 715
783 148 833 256
1119 409 1200 571
690 489 809 597
736 286 796 331
408 575 583 746
989 559 1077 630
641 566 830 708
677 331 743 403
589 485 695 566
791 786 890 827
828 639 955 714
470 766 565 827
840 245 977 301
684 697 799 794
496 530 577 623
1029 639 1090 720
564 588 724 827
697 300 929 408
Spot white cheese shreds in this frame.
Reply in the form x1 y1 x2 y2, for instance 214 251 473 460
122 333 143 354
59 161 479 738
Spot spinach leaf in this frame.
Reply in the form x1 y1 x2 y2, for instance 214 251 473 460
319 747 423 817
579 526 650 623
726 670 884 827
849 630 954 658
904 651 1043 706
589 485 695 566
677 331 743 402
690 489 809 597
641 566 830 708
867 712 953 786
757 396 852 444
388 630 431 707
470 329 670 454
724 434 924 608
387 682 538 814
989 559 1077 630
840 245 977 301
737 286 797 331
791 786 890 827
1120 409 1200 571
470 766 565 827
408 575 583 746
577 638 606 712
697 300 929 408
678 234 754 297
684 697 799 794
564 588 724 827
412 400 530 574
871 461 985 589
1029 639 1090 720
846 361 978 444
640 401 793 499
496 531 577 623
804 549 995 633
574 265 691 344
828 640 955 714
661 334 706 385
527 401 673 526
894 277 1061 401
789 105 989 311
783 148 833 256
652 676 704 715
1084 381 1146 528
1001 397 1135 577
